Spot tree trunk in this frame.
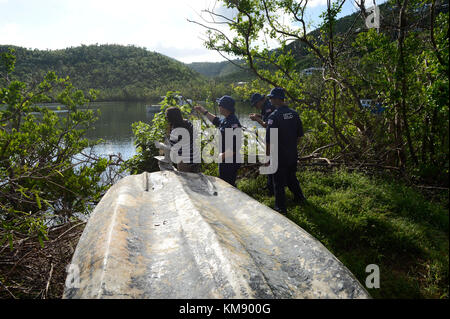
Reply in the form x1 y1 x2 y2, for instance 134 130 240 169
396 0 418 166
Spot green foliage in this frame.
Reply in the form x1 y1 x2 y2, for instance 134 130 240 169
196 0 449 184
232 78 272 101
188 60 241 78
123 91 247 176
348 9 449 182
188 60 257 85
0 44 210 102
237 168 449 298
0 49 112 247
122 91 198 174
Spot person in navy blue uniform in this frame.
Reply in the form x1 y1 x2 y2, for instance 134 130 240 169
249 93 275 195
265 87 306 214
249 93 275 128
194 96 242 187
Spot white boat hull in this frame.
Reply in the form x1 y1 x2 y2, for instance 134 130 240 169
64 171 370 299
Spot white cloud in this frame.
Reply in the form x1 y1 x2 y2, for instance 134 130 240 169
0 0 337 63
0 0 229 62
307 0 328 7
1 23 26 47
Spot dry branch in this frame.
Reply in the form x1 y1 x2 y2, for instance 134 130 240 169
0 221 85 299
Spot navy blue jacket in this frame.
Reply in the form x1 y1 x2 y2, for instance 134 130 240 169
265 106 303 165
213 113 242 163
261 99 275 123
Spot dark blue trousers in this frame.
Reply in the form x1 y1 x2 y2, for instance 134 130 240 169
219 163 240 187
267 174 274 195
272 162 305 213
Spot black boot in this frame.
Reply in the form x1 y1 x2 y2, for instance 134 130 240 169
274 206 287 215
294 195 307 205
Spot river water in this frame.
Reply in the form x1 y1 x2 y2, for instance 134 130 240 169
35 100 260 223
83 101 260 160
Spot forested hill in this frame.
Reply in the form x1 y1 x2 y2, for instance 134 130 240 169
0 44 206 101
188 60 247 78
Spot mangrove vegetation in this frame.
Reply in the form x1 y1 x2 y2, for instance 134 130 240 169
0 0 448 299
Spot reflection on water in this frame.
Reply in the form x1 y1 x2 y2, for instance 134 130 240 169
84 101 152 160
84 101 260 161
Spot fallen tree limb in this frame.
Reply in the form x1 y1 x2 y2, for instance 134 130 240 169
311 143 338 154
0 279 17 299
44 262 54 299
415 185 449 190
0 221 86 298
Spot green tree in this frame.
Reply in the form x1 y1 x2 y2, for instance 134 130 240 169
0 49 113 247
122 91 197 174
0 44 210 102
191 0 449 182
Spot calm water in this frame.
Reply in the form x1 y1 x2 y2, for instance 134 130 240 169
84 101 260 160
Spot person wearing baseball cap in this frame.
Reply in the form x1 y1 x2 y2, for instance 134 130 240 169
265 87 307 214
267 86 286 100
194 96 242 187
249 93 275 128
249 92 276 196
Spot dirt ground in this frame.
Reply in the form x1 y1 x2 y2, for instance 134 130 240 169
0 221 85 299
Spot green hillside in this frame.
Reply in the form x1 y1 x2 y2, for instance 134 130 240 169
188 59 257 84
188 60 232 77
0 44 206 101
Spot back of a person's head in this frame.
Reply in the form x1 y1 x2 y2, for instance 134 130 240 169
166 107 184 127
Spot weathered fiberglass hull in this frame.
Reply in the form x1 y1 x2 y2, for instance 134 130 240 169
63 171 370 299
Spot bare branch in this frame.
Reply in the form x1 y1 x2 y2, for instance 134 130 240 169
203 8 235 24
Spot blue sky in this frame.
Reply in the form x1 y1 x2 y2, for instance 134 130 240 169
0 0 386 63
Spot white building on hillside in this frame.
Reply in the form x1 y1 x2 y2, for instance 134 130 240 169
302 67 324 76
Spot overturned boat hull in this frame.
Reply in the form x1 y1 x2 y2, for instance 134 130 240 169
63 171 370 299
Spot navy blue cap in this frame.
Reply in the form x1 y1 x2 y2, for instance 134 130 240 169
218 95 235 113
250 93 264 106
267 87 285 100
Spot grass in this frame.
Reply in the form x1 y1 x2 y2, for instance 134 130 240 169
2 166 446 299
237 168 449 299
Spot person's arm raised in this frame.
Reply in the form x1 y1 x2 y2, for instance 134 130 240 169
194 105 217 124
